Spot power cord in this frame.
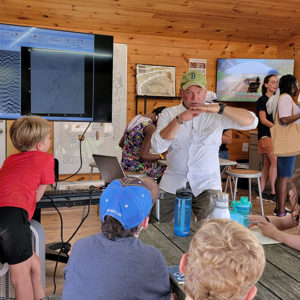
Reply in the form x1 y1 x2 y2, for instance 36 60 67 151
59 122 92 182
45 185 96 294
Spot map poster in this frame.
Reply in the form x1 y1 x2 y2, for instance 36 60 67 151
189 58 207 77
136 64 176 97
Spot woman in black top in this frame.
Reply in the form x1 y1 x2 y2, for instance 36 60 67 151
256 74 278 201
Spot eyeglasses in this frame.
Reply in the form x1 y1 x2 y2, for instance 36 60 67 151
269 81 279 84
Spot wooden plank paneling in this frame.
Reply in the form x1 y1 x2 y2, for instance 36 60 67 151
1 0 300 43
121 32 278 123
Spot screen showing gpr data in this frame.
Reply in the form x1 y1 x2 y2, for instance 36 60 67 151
0 24 95 120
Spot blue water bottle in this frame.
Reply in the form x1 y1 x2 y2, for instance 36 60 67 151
174 187 192 237
231 196 252 228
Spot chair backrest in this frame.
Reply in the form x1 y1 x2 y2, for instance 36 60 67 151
0 219 45 300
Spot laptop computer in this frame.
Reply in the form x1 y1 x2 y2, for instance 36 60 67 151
92 154 125 186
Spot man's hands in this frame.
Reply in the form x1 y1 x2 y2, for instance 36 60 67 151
177 108 202 123
177 104 220 123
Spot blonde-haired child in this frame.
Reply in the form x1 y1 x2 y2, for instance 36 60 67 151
0 116 55 300
180 219 265 300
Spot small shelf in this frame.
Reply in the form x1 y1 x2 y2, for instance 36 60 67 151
135 95 181 114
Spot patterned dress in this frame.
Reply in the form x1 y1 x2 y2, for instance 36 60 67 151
121 115 166 178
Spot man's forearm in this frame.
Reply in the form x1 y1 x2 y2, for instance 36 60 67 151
159 117 181 140
223 106 255 126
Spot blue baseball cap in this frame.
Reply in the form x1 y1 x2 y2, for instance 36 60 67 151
100 177 160 229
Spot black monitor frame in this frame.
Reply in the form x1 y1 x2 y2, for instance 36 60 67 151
93 34 113 123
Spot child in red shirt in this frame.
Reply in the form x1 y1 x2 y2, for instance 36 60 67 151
0 116 55 300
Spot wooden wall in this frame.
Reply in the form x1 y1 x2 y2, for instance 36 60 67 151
110 33 280 163
110 32 278 122
277 38 298 78
3 20 299 177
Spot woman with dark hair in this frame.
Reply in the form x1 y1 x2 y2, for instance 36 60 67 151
249 173 300 250
119 107 167 179
256 74 278 201
275 74 299 216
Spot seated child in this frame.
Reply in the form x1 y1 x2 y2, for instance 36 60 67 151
0 116 55 300
250 172 300 251
179 219 265 300
62 177 173 300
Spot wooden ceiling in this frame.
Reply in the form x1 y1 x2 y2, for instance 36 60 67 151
1 0 300 44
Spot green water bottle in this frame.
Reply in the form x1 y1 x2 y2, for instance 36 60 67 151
231 196 252 228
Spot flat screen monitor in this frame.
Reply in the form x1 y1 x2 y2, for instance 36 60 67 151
0 23 113 121
216 58 295 102
21 47 93 121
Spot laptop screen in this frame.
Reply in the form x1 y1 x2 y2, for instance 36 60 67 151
92 154 125 185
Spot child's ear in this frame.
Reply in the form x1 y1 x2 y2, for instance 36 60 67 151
179 253 188 275
36 142 43 151
141 216 149 230
245 286 257 300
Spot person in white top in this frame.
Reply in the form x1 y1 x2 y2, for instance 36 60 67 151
275 74 300 217
151 70 258 222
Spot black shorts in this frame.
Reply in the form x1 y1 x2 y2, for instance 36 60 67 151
0 207 33 265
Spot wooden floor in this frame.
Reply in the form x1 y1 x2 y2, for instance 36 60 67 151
41 206 101 296
41 189 290 296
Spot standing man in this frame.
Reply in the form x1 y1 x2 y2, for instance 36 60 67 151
151 70 258 222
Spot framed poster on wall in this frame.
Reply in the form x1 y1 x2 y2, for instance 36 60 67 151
136 64 176 97
189 58 207 77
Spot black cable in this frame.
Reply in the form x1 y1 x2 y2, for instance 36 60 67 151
45 195 64 294
59 122 92 182
45 186 95 294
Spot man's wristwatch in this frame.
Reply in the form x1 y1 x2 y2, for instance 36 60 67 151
218 103 226 115
176 115 183 125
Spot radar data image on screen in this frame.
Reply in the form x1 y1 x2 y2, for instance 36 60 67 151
30 49 86 115
0 50 20 118
216 58 294 102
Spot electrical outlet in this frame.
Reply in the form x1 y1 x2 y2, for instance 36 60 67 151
242 143 249 152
